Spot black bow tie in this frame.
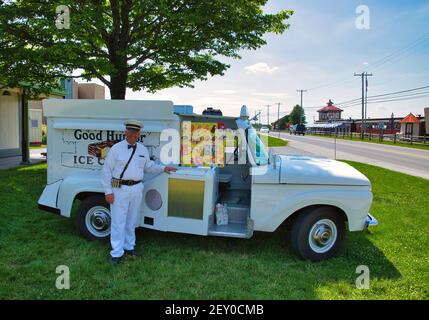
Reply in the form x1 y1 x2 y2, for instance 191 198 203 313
128 144 136 150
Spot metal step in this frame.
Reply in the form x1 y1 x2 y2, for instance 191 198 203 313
208 222 249 238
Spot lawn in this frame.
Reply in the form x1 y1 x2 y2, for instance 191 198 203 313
29 144 46 149
307 133 429 151
0 162 428 299
259 134 288 147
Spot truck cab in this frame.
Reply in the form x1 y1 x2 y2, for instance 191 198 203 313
38 99 377 261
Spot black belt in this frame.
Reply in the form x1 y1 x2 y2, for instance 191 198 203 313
119 179 142 186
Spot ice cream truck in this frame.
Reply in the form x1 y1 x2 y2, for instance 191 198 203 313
38 99 377 261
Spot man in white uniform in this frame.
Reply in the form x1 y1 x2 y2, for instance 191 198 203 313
102 120 176 264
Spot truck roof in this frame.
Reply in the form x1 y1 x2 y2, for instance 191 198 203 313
43 99 176 121
177 113 238 121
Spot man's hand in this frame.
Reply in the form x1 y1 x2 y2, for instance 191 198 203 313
105 193 114 204
163 166 177 174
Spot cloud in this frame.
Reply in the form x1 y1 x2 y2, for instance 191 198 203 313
244 62 279 74
252 92 288 98
214 90 236 95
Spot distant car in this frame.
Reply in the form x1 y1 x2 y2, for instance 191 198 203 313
290 124 306 135
260 127 270 134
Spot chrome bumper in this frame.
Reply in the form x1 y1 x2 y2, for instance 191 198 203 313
365 213 379 228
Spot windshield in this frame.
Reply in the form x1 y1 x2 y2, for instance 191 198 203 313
247 128 269 166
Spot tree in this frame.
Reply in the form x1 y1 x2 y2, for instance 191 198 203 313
290 104 306 125
0 1 293 99
277 114 290 130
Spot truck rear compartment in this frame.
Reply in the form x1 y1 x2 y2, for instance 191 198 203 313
208 189 253 238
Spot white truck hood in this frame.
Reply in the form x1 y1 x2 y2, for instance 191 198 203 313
277 155 370 186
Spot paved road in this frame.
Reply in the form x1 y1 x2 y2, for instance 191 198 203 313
0 148 46 170
270 133 429 180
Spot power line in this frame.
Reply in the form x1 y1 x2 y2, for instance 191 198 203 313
305 32 429 92
306 84 429 109
330 93 429 109
370 32 429 71
346 93 429 106
365 85 429 99
339 90 429 107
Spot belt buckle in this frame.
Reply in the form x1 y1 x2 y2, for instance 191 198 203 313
111 178 121 188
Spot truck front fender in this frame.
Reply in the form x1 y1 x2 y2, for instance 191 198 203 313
57 172 104 217
250 184 372 232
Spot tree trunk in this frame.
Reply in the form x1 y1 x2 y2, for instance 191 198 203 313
109 72 127 99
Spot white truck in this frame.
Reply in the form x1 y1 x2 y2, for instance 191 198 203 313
38 99 377 261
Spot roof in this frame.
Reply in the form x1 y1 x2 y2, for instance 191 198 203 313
318 99 343 113
272 115 290 124
400 113 420 123
309 122 350 129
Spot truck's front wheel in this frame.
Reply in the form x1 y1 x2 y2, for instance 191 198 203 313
290 206 346 261
75 195 111 241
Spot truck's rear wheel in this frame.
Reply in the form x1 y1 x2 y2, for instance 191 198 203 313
290 206 346 261
75 195 111 241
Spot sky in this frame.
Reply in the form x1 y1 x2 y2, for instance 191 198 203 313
88 0 429 125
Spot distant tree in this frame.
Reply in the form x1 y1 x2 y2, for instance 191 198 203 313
290 104 306 125
278 114 290 130
0 0 293 99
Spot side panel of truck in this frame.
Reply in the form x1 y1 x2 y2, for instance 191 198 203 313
250 183 372 232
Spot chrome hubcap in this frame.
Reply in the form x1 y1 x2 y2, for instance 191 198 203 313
308 219 337 253
85 206 111 237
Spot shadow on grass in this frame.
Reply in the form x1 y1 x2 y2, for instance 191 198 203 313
136 224 401 278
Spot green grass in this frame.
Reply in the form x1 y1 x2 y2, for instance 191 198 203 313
308 133 429 151
0 162 428 299
29 144 46 149
259 134 288 147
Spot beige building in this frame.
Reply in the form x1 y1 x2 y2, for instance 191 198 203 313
0 88 21 156
399 113 425 137
0 80 105 158
77 83 105 99
29 80 105 124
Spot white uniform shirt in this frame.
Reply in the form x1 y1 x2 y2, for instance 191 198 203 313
102 140 165 195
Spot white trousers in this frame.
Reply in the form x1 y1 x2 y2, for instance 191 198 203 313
110 183 143 258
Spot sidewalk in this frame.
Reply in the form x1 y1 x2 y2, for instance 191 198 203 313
0 148 47 170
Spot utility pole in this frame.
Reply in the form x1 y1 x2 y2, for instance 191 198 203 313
354 72 372 139
266 104 271 127
364 72 372 123
275 102 281 137
296 89 307 124
20 89 30 165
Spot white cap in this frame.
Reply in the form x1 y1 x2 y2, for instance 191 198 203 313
124 119 143 131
